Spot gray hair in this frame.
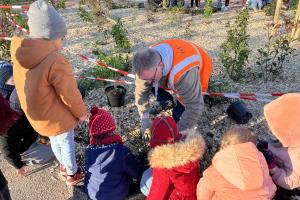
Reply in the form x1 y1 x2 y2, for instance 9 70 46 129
132 48 161 75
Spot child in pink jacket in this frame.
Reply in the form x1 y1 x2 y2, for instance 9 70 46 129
262 93 300 190
197 126 276 200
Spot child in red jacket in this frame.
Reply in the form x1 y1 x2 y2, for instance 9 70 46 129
141 116 205 200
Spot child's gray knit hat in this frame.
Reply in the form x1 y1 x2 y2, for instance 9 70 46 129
28 0 67 40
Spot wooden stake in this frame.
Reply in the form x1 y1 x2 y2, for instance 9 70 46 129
272 0 283 35
291 0 300 41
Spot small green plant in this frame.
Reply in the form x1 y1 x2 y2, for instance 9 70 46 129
0 1 12 60
49 0 66 9
263 2 276 16
79 46 130 90
184 22 193 38
0 40 10 60
191 9 203 15
111 19 131 53
147 0 158 12
92 45 130 78
146 11 156 23
56 0 66 9
205 75 232 106
204 0 213 18
219 9 250 82
78 7 94 22
256 35 296 82
168 3 186 13
162 0 169 8
12 13 29 30
79 0 112 17
291 0 299 10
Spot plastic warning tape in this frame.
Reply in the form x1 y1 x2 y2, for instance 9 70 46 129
75 75 134 85
0 5 29 9
0 36 11 41
77 54 136 79
6 13 29 33
204 92 273 102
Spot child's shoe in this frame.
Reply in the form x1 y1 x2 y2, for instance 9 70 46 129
65 167 84 186
59 164 67 177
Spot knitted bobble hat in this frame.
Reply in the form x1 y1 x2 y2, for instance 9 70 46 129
0 94 20 135
89 107 122 145
149 115 181 148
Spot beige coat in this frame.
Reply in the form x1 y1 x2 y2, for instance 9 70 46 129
11 37 86 136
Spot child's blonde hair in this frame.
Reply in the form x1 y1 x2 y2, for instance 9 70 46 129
220 126 257 149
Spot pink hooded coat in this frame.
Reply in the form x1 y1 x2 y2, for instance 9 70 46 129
264 93 300 189
197 142 276 200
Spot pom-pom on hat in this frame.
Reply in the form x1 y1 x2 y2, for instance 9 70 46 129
89 107 122 145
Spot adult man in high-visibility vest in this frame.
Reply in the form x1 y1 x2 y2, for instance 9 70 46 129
133 39 213 135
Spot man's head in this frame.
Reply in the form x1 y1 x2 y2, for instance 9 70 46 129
132 48 163 83
28 0 67 41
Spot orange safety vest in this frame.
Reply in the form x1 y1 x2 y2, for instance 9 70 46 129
150 39 212 101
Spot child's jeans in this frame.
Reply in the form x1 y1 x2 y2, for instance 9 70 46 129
151 88 185 123
250 0 263 9
49 130 78 175
140 168 153 196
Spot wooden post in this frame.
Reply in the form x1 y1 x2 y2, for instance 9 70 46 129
272 0 283 35
291 0 300 41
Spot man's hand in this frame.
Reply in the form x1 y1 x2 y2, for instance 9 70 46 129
16 166 26 177
140 113 152 140
78 115 87 122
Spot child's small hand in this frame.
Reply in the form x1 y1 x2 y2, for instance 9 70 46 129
16 166 26 177
78 115 87 122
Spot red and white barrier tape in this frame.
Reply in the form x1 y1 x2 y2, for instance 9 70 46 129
10 13 19 17
0 37 11 41
204 92 284 98
0 5 29 9
204 92 273 102
77 54 136 79
1 16 286 102
62 49 136 79
6 13 30 33
75 75 134 85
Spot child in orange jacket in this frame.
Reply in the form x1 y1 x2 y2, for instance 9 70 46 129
262 93 300 190
197 126 276 200
10 0 86 185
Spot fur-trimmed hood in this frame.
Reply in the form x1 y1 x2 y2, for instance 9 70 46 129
148 129 205 169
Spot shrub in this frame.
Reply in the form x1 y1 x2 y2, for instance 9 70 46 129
49 0 66 9
0 0 12 60
78 7 94 22
205 75 232 106
263 2 276 16
219 9 250 82
256 35 296 82
111 19 131 53
204 0 213 18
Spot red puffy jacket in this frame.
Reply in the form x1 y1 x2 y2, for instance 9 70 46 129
147 130 205 200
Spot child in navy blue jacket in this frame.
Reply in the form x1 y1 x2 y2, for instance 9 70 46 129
84 107 143 200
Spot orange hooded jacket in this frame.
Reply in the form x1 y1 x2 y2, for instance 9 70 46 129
197 142 276 200
264 93 300 189
10 37 86 136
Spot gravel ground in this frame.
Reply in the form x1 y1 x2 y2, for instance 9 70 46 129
1 0 299 199
60 0 300 169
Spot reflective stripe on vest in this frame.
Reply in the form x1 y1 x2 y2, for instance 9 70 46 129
168 54 202 90
150 39 212 94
